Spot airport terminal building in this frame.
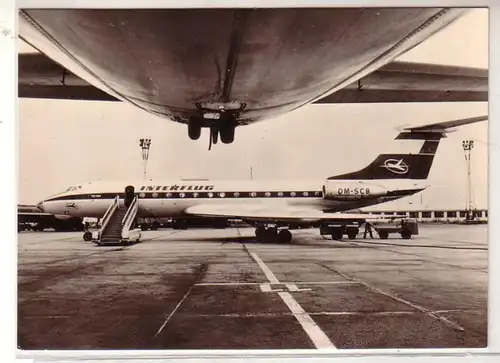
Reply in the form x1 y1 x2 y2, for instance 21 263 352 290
362 208 488 222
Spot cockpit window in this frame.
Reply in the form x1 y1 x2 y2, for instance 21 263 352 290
45 185 82 200
64 186 82 192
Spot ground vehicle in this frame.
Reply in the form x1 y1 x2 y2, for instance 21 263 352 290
319 222 362 240
319 218 418 240
373 218 419 239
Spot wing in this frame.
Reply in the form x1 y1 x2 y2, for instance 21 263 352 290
18 53 119 101
313 61 488 104
184 204 398 225
19 53 487 103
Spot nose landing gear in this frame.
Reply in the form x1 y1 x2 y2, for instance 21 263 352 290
188 118 236 150
189 102 243 149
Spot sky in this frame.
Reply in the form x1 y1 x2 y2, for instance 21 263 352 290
17 8 489 211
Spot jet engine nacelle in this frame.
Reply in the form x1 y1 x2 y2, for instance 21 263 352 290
322 181 387 201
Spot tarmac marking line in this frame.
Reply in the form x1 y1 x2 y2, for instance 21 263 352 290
154 264 208 339
250 252 280 284
154 286 193 338
195 281 358 287
249 252 336 349
260 283 283 292
312 311 416 316
328 267 466 332
285 283 311 292
196 282 263 286
310 309 469 316
295 281 358 285
108 309 473 320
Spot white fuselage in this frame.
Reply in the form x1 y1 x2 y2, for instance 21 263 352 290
40 179 427 219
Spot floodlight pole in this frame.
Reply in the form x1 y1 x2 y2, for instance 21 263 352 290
462 140 475 220
139 138 151 180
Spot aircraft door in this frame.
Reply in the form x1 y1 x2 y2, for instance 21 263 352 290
124 185 135 208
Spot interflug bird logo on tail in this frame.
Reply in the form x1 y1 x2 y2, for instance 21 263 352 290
383 159 410 175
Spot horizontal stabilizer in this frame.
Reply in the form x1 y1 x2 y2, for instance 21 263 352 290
403 115 488 133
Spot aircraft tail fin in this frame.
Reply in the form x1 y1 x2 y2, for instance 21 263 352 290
327 115 487 181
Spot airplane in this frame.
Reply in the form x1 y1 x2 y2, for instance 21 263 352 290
17 204 84 232
18 8 488 149
38 115 487 243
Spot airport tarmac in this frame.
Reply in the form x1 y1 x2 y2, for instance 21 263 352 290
17 224 487 350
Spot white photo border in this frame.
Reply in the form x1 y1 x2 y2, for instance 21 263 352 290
1 0 498 362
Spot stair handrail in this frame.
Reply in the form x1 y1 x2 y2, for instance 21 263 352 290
121 196 139 239
98 195 120 239
122 196 138 227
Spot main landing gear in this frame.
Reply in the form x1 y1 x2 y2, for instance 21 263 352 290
255 226 293 244
140 221 160 231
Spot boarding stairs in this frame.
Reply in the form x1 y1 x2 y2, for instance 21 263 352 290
92 195 142 246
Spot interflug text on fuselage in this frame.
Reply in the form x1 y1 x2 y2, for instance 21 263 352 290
139 185 215 192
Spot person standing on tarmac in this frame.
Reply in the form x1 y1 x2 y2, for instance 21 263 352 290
364 221 374 239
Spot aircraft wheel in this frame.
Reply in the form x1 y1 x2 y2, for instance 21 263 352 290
188 119 202 140
379 230 389 239
347 230 358 239
278 229 292 243
331 231 342 240
265 228 278 242
83 231 92 241
255 226 266 241
401 230 412 239
220 124 235 144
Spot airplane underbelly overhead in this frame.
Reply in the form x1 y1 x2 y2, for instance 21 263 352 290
19 8 465 126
